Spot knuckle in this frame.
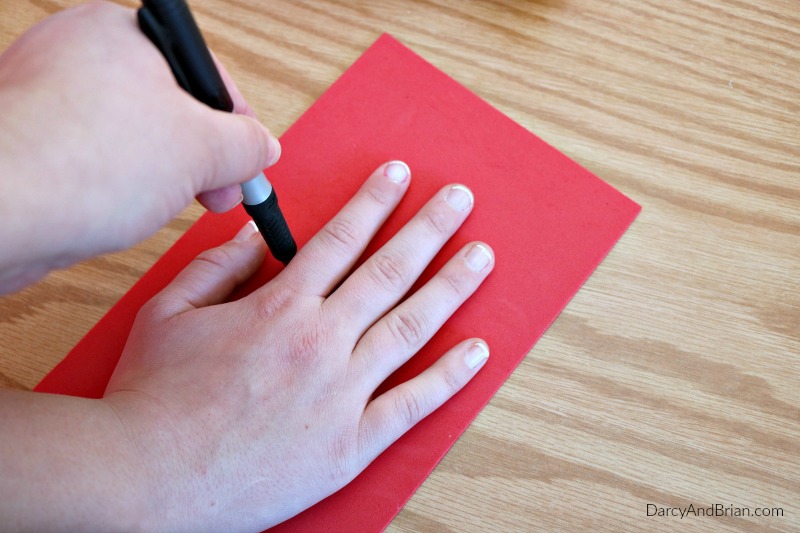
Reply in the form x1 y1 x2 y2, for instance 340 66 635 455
395 390 427 427
420 208 452 235
323 218 362 252
369 249 412 292
224 117 266 175
194 246 236 273
252 284 297 320
439 366 463 396
253 287 291 320
366 183 392 206
286 319 330 369
440 269 469 298
137 297 166 323
386 309 429 348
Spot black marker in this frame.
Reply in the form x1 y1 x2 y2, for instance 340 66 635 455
137 0 297 264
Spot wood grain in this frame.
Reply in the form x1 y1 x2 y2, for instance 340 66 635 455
1 1 797 531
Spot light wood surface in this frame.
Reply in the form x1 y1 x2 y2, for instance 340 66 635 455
1 1 798 531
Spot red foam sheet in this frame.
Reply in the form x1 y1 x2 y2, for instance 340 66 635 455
36 34 640 531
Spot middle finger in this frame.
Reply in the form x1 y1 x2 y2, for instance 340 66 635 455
323 183 474 332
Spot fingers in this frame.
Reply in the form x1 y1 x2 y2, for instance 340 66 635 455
196 51 281 205
352 242 494 388
283 161 411 296
147 222 266 318
358 338 489 461
198 112 281 196
196 185 243 213
324 183 475 332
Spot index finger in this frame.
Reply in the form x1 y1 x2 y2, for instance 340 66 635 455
278 161 412 297
210 50 259 118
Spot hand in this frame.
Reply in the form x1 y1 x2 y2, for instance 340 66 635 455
104 161 495 531
0 1 278 292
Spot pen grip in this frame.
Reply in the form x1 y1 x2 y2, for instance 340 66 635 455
244 191 297 265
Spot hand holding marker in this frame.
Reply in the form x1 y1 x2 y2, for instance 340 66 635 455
138 0 297 264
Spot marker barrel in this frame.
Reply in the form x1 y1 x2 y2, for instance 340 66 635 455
243 190 297 265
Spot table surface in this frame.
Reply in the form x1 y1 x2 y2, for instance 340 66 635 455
1 1 798 531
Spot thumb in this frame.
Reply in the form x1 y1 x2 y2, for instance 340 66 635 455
149 221 267 318
194 51 280 209
199 112 281 194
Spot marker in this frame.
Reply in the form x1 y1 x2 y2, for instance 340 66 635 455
137 0 297 264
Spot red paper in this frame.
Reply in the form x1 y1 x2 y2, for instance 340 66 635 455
36 34 640 531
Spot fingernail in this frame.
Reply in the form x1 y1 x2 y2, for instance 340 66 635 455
267 136 282 165
466 341 489 369
384 161 410 183
234 220 259 242
232 193 244 208
464 244 493 272
445 185 473 211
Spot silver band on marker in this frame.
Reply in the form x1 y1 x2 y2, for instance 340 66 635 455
241 172 273 205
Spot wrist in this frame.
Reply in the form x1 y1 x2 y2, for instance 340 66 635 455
102 390 208 532
0 391 156 531
100 392 175 531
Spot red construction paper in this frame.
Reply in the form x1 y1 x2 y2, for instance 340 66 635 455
36 34 640 531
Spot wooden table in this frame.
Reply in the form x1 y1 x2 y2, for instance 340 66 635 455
1 1 797 531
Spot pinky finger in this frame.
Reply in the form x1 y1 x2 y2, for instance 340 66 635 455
358 339 489 462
